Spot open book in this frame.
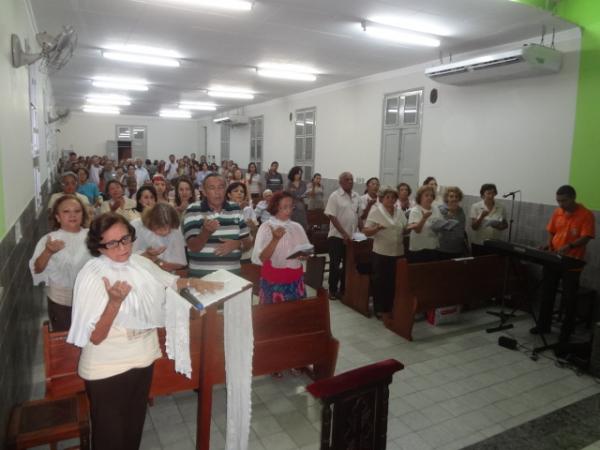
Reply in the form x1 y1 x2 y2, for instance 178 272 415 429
179 269 253 311
483 218 503 228
286 243 314 260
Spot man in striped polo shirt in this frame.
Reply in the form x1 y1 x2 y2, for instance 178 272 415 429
183 174 252 277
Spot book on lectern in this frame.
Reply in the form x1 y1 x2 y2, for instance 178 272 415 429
179 269 253 311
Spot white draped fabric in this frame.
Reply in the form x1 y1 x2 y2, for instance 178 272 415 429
224 288 254 450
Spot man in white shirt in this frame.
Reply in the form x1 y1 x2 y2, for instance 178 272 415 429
324 172 360 300
88 156 102 186
134 158 150 189
165 154 178 181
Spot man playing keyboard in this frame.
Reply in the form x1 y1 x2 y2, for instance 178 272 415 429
531 185 595 342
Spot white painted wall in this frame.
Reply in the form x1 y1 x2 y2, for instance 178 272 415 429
0 0 57 237
201 29 581 205
57 113 204 162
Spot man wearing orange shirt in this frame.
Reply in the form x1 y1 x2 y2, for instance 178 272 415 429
531 185 595 342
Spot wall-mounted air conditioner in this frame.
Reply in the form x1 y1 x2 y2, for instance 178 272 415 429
213 115 249 126
425 44 562 86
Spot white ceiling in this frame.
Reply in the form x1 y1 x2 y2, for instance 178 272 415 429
28 0 576 118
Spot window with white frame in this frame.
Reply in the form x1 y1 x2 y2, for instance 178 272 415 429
220 124 231 161
294 108 315 181
249 116 263 173
29 65 42 214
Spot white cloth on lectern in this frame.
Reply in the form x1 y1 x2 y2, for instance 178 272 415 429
224 288 254 450
165 287 192 378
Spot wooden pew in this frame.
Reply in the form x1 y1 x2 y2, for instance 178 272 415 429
342 239 373 317
384 255 505 341
306 208 330 254
42 290 339 450
42 315 203 399
196 288 338 449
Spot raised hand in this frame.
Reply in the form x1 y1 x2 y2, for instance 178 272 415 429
45 235 65 254
479 209 490 219
422 210 433 220
203 219 220 235
270 226 286 240
143 246 166 262
102 277 132 305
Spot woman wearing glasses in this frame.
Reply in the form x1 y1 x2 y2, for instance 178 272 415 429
67 213 222 450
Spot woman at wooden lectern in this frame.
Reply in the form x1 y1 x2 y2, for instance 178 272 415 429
67 213 221 450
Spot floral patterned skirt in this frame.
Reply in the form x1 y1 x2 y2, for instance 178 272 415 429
259 277 306 304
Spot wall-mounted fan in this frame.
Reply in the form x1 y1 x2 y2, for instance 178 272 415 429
48 108 71 124
11 26 77 73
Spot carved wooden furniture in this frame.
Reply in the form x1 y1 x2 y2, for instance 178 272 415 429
196 288 339 449
307 208 330 254
342 239 373 317
384 255 505 341
6 391 90 450
306 359 404 450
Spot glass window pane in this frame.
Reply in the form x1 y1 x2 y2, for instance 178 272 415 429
305 111 314 136
295 137 304 161
250 142 256 159
385 97 399 126
251 121 256 139
305 137 313 160
403 94 419 125
257 118 263 137
295 113 305 136
256 140 262 160
133 127 145 140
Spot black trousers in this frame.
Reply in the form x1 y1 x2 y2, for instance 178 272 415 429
328 237 346 295
371 253 401 313
85 363 154 450
538 267 581 340
47 297 72 332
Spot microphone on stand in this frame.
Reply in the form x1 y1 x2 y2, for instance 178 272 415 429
502 190 521 198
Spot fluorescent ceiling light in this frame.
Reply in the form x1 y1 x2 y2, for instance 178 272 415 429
213 116 230 123
83 105 120 114
257 69 316 81
207 90 254 100
104 44 180 58
179 101 217 111
92 76 149 91
257 62 318 81
369 15 452 37
160 109 192 118
103 51 180 67
86 94 132 106
148 0 253 11
362 23 440 48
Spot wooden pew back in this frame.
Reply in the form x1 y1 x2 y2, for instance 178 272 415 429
385 255 505 340
342 240 373 317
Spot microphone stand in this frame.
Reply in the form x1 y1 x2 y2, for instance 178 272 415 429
486 192 518 333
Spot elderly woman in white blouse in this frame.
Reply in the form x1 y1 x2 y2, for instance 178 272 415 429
251 191 311 304
30 194 92 331
363 186 408 319
407 185 443 263
67 212 221 450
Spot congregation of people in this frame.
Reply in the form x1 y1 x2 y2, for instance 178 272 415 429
30 150 595 449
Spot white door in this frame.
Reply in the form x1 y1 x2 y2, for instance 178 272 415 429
380 90 423 189
381 128 400 186
398 128 420 190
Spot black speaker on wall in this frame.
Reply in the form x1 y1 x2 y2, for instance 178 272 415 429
429 88 438 104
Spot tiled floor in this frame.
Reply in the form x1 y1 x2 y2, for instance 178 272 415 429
29 296 600 450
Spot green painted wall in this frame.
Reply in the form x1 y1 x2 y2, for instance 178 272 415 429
556 0 600 209
516 0 600 208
